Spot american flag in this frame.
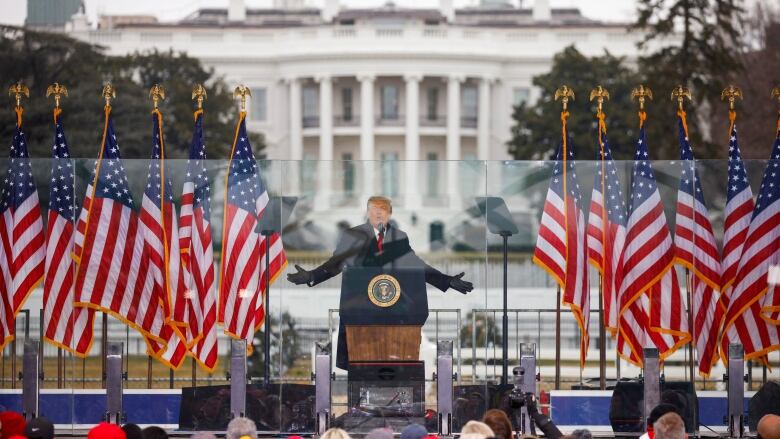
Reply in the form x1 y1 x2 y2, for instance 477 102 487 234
533 115 590 366
43 109 95 356
74 107 167 345
617 121 689 365
722 119 780 360
139 110 190 369
179 109 217 371
587 119 626 338
672 113 723 376
219 112 287 351
0 110 46 349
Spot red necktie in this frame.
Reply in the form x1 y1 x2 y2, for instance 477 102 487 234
377 231 384 252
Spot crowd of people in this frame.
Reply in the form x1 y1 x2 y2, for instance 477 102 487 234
0 404 778 439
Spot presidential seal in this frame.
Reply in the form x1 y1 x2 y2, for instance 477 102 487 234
367 274 401 307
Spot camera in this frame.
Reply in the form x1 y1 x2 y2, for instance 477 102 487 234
508 366 527 408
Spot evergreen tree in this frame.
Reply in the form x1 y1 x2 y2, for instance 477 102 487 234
0 26 264 160
507 46 642 161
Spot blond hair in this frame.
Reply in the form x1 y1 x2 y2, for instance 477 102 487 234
367 196 392 213
320 428 352 439
461 420 495 437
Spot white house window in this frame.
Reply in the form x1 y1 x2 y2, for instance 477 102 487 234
381 152 399 196
302 86 319 127
461 86 478 128
342 152 355 194
426 87 439 121
250 87 267 121
513 87 530 106
301 152 317 195
341 87 353 122
426 152 439 197
381 85 399 120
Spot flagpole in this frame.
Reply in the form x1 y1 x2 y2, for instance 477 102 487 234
673 87 697 387
685 268 695 386
598 276 606 390
102 312 108 388
555 285 561 390
552 86 574 391
590 87 610 391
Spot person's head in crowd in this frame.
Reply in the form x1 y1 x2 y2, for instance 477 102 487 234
461 434 490 439
0 412 26 439
226 417 258 439
401 424 427 439
758 414 780 439
366 196 392 230
142 426 168 439
647 403 683 430
482 409 513 439
571 428 593 439
462 420 495 438
660 390 687 414
87 422 127 439
121 423 143 439
365 428 393 439
319 427 352 439
191 433 218 439
24 416 54 439
653 412 686 439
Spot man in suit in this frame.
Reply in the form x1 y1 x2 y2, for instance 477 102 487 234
288 195 473 369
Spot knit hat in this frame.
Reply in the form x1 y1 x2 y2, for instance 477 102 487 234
88 422 127 439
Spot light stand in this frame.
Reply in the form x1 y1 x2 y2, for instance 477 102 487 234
475 197 519 386
255 196 297 385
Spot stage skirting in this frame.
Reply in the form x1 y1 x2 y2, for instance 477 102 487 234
0 389 754 433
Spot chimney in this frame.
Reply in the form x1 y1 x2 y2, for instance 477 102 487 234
532 0 551 22
322 0 339 22
440 0 454 22
228 0 246 22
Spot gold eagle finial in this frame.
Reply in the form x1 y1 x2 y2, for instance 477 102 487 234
670 85 692 112
149 84 166 109
102 83 116 107
46 83 69 108
192 84 207 109
8 81 30 108
720 85 743 111
589 85 610 114
233 85 251 112
631 85 653 111
554 85 575 111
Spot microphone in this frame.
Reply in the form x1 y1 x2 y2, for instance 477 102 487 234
377 222 385 235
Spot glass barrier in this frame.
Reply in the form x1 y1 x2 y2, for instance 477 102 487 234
0 157 777 435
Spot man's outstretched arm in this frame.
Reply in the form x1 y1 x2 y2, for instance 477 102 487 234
287 230 364 287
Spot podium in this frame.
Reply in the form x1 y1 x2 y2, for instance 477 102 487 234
337 266 428 430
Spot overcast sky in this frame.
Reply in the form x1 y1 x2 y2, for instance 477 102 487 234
0 0 639 26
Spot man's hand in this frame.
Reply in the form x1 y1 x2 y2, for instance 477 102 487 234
287 264 313 285
449 272 473 294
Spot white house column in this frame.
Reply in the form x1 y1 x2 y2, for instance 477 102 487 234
404 74 422 210
359 73 375 202
477 77 492 161
315 75 333 211
287 77 302 195
446 75 463 209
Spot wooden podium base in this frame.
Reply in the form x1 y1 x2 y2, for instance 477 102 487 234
345 325 421 362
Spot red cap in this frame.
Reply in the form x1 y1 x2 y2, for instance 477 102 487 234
0 411 27 439
87 423 126 439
